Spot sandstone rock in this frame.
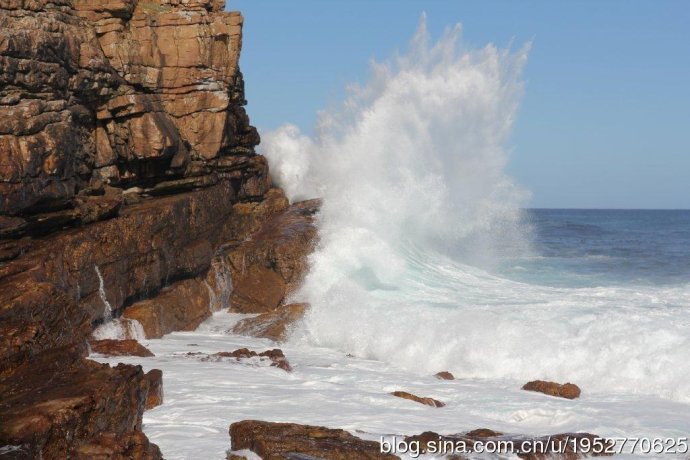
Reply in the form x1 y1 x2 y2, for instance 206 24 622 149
122 277 211 339
212 348 292 372
229 265 287 313
522 380 581 400
232 303 308 341
89 339 154 357
229 420 400 460
0 347 152 459
226 199 320 313
435 371 455 380
391 391 446 408
143 369 163 410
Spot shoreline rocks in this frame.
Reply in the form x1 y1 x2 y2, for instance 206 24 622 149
89 339 154 357
229 420 399 460
390 391 446 408
0 0 281 455
232 303 308 342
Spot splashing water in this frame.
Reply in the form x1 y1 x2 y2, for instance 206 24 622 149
261 18 690 402
94 265 113 322
205 256 233 312
92 264 146 341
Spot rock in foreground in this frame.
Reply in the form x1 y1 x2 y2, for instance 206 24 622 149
522 380 581 399
0 346 159 459
229 420 399 460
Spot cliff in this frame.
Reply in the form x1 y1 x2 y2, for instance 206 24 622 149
0 0 315 457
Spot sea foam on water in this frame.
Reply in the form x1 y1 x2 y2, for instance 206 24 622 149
261 17 690 402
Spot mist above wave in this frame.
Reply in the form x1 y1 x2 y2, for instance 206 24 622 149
259 18 690 402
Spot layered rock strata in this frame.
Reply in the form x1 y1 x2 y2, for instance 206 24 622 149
0 0 301 456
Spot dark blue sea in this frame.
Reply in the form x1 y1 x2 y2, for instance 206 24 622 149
503 209 690 288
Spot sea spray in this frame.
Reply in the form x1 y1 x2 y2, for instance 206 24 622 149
92 264 147 341
261 18 690 401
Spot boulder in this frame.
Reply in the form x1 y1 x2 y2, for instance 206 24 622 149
232 303 308 341
122 277 211 339
212 348 292 372
226 199 320 313
229 420 399 460
435 371 455 380
522 380 581 400
0 346 155 459
89 339 154 357
390 391 445 408
143 369 163 410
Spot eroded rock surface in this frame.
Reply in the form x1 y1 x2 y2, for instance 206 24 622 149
0 0 283 456
232 302 308 342
0 344 160 459
225 199 320 313
89 339 154 357
522 380 582 400
391 391 446 408
229 420 399 460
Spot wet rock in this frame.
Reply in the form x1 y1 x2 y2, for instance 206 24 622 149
522 380 581 399
89 339 154 357
0 346 152 459
465 428 503 438
232 303 308 341
122 277 211 339
435 371 455 380
143 369 163 410
229 420 399 460
213 348 292 372
226 199 320 313
74 431 162 460
229 265 287 313
391 391 446 408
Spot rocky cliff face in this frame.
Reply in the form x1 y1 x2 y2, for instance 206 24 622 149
0 0 313 456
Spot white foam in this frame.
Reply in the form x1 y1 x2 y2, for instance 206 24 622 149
91 311 690 460
260 18 690 403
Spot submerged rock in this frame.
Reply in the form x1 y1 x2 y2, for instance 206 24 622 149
229 420 399 460
522 380 582 399
89 339 154 357
435 371 455 380
213 348 292 372
390 391 446 408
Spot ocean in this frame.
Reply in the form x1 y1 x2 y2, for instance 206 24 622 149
511 209 690 288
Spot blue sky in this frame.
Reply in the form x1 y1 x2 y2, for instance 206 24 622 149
230 0 690 209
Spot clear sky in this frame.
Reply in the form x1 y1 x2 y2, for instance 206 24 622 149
230 0 690 209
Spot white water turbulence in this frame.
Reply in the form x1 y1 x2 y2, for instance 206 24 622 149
91 265 146 341
262 17 690 403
